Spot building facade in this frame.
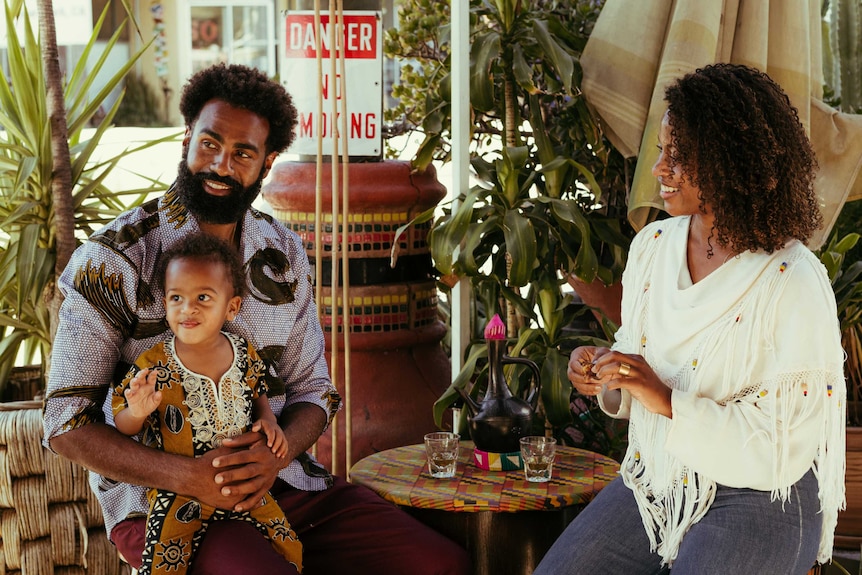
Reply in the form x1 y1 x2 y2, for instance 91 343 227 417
0 0 394 126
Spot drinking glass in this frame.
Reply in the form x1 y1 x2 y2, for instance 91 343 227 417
424 432 460 478
520 436 556 482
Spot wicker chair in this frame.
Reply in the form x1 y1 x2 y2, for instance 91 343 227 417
0 402 132 575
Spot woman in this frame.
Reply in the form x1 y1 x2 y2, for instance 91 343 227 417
534 63 845 574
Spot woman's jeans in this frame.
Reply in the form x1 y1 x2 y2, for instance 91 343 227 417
533 469 820 575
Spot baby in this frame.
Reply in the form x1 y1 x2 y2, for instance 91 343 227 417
112 233 302 574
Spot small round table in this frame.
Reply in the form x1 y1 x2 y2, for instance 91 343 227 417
349 441 620 575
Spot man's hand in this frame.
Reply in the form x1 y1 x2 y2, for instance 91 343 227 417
205 400 328 512
49 423 245 509
51 425 275 512
52 403 328 514
211 431 282 512
209 402 328 512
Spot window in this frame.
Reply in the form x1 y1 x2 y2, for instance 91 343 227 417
190 1 275 77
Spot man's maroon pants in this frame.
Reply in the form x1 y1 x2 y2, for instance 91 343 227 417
113 477 471 575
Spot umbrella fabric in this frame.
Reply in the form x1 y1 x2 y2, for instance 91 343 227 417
581 0 862 248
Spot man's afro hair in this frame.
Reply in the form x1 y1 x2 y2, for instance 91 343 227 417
179 63 297 155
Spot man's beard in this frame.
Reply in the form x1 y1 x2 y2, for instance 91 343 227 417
175 159 265 224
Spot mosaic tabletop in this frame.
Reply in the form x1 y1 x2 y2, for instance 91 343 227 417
349 442 620 513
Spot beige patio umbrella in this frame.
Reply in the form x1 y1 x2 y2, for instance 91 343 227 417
580 0 862 248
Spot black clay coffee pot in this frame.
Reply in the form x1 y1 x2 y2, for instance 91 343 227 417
456 314 542 454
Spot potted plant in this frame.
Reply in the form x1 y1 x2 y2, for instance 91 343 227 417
816 228 862 553
385 0 632 457
0 0 175 400
0 1 176 573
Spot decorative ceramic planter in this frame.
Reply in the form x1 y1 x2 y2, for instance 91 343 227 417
835 426 862 549
262 160 451 473
566 274 623 327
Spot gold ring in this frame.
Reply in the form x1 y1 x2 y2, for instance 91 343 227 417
618 362 631 377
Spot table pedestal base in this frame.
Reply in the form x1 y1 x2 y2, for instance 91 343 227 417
402 505 584 575
349 442 620 575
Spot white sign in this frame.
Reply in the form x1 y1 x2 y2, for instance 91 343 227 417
0 0 93 48
282 11 382 157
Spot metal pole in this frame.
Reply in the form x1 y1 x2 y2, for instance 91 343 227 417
450 1 471 381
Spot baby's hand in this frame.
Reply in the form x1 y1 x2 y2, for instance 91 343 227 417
124 369 162 419
252 419 288 459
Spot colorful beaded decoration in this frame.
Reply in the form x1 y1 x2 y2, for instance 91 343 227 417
828 384 833 397
758 389 768 398
779 262 787 273
691 359 697 370
654 229 663 239
802 383 808 397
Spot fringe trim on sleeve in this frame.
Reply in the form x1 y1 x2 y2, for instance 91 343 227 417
811 369 847 564
756 369 846 564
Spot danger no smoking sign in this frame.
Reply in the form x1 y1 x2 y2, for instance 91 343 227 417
282 11 383 157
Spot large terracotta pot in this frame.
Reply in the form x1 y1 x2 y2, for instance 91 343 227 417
262 160 451 475
566 275 623 327
835 426 862 549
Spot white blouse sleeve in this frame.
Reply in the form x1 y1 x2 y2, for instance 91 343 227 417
664 258 845 491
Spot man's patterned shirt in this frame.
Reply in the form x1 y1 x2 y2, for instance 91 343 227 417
43 187 342 538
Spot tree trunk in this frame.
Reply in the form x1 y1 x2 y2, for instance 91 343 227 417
38 0 74 346
503 75 520 339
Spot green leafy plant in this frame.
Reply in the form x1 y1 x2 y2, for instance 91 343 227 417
0 0 176 396
386 0 632 456
816 230 862 425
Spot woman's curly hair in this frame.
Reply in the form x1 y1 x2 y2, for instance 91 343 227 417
664 63 822 253
179 63 297 155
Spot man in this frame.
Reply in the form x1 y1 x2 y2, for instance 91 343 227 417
43 64 470 574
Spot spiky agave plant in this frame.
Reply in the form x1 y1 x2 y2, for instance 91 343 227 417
0 0 176 396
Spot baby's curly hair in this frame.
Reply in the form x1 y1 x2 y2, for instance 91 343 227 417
179 63 297 155
156 233 247 299
664 63 822 253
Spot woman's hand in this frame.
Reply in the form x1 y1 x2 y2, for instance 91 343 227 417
590 352 673 418
567 346 612 396
569 347 673 418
